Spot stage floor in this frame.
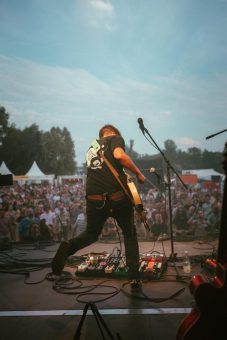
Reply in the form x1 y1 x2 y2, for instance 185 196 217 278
0 238 218 340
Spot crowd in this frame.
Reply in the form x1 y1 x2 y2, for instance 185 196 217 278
0 182 86 244
0 179 223 246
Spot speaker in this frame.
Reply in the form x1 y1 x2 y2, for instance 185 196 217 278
0 174 13 186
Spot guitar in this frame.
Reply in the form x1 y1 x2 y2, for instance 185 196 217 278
126 172 150 231
176 143 227 340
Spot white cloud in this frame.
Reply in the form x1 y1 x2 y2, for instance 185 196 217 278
0 55 227 163
175 137 201 149
82 0 117 30
163 110 172 117
90 0 114 14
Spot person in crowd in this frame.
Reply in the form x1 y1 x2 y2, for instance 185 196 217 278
189 209 209 239
55 204 71 241
51 124 146 290
40 204 56 239
5 204 17 241
39 218 51 241
72 205 86 238
201 193 212 219
150 212 168 240
206 203 221 234
19 208 40 241
0 209 11 245
68 203 82 237
173 205 194 237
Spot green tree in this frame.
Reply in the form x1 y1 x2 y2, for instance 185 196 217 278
0 106 9 129
39 127 76 176
126 139 139 159
163 139 177 163
0 105 77 175
187 147 203 169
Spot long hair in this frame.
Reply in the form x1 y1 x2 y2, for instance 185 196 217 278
99 124 122 138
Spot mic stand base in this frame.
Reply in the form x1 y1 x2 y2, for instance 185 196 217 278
73 302 122 340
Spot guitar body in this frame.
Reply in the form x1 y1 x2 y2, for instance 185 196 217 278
126 173 150 231
177 265 227 339
126 174 143 207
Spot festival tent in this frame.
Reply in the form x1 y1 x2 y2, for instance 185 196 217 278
14 161 54 183
0 161 14 186
26 161 54 182
0 161 14 175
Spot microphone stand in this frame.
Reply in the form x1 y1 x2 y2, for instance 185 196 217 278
138 123 187 269
206 128 227 140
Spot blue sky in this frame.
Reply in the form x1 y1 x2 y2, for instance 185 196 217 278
0 0 227 166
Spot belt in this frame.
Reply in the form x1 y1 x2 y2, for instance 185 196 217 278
86 191 126 202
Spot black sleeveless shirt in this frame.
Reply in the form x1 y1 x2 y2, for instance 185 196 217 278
85 135 128 195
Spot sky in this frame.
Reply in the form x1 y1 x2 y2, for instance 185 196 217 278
0 0 227 167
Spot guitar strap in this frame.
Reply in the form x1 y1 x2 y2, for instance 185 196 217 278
97 149 134 205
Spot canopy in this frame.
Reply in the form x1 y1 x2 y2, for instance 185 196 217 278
25 161 46 177
14 161 54 183
0 161 14 175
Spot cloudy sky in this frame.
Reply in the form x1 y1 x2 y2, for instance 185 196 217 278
0 0 227 166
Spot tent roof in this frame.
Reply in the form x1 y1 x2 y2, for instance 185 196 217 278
0 161 13 175
25 161 46 176
182 169 225 180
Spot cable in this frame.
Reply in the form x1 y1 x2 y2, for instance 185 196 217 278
76 279 120 304
51 274 121 304
121 280 186 302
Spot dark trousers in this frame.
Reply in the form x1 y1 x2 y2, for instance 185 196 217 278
67 197 140 279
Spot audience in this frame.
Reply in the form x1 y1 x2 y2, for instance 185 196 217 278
0 179 223 244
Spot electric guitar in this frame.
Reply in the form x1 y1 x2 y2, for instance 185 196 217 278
126 172 150 231
176 143 227 340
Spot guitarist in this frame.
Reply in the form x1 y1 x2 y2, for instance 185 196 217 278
52 124 146 290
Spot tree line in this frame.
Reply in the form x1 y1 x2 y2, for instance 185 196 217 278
0 105 224 176
126 134 224 175
0 106 76 176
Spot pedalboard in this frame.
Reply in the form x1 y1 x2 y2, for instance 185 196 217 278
139 253 167 280
76 252 167 280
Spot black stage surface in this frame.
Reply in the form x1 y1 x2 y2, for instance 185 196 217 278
0 238 218 340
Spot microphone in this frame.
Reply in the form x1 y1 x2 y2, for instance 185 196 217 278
137 117 145 134
149 168 162 182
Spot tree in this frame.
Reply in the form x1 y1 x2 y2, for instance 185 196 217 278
187 147 203 169
39 127 76 176
0 106 10 148
2 127 25 174
0 105 77 175
163 139 177 163
126 139 139 159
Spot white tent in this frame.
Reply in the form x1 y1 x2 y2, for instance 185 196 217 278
25 161 46 177
0 161 13 175
182 169 225 181
14 161 54 183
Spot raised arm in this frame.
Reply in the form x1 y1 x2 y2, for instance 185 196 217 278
113 147 146 183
